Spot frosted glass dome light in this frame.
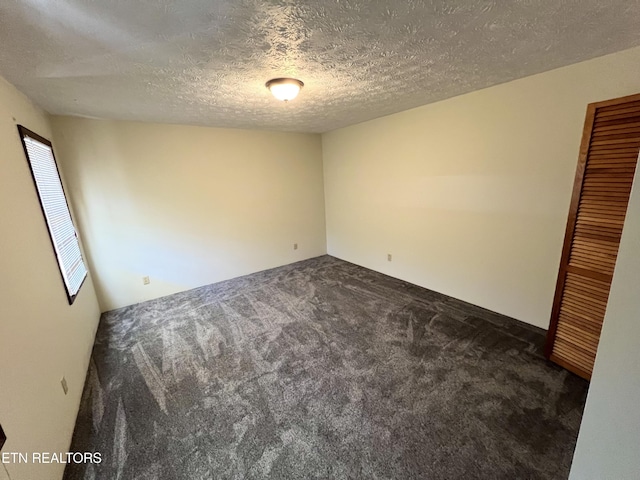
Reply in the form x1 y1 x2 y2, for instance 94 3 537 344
266 78 304 102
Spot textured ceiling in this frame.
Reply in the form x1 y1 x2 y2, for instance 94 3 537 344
2 1 640 133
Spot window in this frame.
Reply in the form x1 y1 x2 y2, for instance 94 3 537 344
18 126 87 304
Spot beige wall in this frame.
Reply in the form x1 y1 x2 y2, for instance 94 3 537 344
322 46 640 328
0 78 101 480
568 166 640 479
51 117 326 312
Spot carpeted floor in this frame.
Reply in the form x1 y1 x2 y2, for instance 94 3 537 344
64 255 588 480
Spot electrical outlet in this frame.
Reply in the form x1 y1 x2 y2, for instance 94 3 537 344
293 243 298 250
61 376 68 395
143 276 150 285
387 254 392 262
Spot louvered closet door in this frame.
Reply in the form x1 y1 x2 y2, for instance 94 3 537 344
545 93 640 380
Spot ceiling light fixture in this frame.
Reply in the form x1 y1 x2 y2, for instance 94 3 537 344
266 78 304 102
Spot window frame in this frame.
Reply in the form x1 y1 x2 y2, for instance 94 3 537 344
17 125 87 305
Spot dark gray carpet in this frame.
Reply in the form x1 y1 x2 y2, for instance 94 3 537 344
64 255 588 480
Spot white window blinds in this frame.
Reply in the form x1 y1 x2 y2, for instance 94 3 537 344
19 127 87 303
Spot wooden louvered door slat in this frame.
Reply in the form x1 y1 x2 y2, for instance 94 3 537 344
545 93 640 380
